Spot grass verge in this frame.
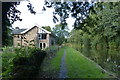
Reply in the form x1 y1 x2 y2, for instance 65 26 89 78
65 47 110 78
38 46 64 78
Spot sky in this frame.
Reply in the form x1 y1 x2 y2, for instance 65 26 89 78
12 0 75 32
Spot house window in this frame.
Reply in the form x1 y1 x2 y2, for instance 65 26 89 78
21 36 23 39
40 43 42 48
38 34 42 40
43 43 46 48
17 35 19 38
42 34 47 39
14 35 17 37
38 34 47 40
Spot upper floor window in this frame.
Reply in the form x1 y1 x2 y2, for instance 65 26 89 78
17 35 19 38
38 34 47 40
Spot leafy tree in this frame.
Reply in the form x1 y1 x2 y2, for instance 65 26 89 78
2 2 36 46
42 26 52 32
89 2 120 48
2 2 20 46
53 24 69 45
43 1 93 29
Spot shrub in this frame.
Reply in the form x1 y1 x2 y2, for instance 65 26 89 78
12 47 46 78
1 46 46 79
45 45 60 59
2 47 16 78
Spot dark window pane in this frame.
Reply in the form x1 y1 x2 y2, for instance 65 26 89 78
43 43 46 48
40 43 42 48
38 34 47 40
42 34 47 39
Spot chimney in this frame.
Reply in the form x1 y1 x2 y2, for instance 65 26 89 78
15 27 19 29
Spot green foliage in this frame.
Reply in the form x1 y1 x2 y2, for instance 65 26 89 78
2 47 16 78
68 2 120 78
35 45 62 78
68 2 120 49
39 46 64 78
45 45 60 59
42 26 52 32
1 46 46 78
49 48 64 72
44 1 91 28
12 49 46 78
53 24 69 45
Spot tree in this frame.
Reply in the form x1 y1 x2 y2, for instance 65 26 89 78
2 2 20 46
53 24 69 45
43 1 93 29
2 1 36 46
42 26 52 32
88 2 120 48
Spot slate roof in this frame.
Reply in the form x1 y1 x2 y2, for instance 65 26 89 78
12 25 52 35
12 29 26 34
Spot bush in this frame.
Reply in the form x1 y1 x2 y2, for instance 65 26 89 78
1 46 46 79
45 45 60 59
12 47 46 78
2 47 16 78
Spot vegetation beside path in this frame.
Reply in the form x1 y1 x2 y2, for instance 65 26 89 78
37 46 64 78
39 46 117 78
65 47 113 78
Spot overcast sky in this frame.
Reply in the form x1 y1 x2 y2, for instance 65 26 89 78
12 0 75 31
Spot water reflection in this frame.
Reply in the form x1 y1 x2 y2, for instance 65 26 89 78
81 47 120 78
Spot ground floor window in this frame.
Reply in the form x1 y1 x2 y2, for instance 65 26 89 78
43 43 46 48
40 43 42 48
39 43 46 49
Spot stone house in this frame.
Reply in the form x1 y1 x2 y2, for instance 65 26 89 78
12 26 56 49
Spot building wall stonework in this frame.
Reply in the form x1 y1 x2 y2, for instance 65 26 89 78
13 26 56 49
22 27 38 47
13 27 38 47
13 34 22 47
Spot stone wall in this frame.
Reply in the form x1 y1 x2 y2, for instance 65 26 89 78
13 34 22 47
22 27 38 47
13 27 38 47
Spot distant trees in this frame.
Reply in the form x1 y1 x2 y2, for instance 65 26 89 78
42 25 69 45
53 24 69 45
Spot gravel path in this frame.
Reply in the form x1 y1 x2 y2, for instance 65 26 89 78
59 49 67 78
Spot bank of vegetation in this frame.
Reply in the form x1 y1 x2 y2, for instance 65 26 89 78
67 2 120 78
36 45 63 78
1 46 46 79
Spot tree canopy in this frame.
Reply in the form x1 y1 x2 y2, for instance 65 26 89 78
43 1 93 29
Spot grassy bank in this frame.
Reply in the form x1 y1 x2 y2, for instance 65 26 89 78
65 47 111 78
38 46 64 78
